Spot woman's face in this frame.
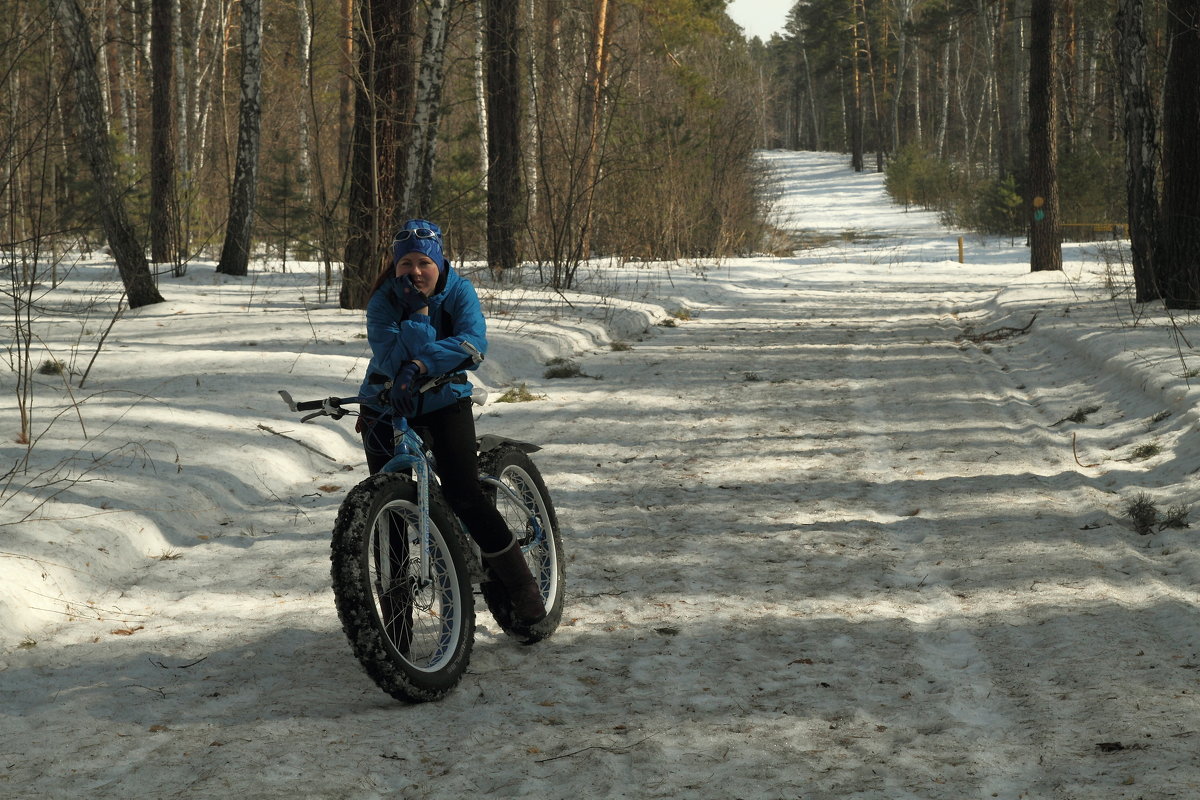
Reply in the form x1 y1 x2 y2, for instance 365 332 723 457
395 252 439 295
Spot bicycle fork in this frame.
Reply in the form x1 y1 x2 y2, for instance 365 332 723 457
381 432 436 592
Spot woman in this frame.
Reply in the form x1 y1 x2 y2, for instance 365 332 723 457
357 219 546 627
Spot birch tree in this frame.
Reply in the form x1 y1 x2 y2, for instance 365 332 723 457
102 1 135 154
521 0 544 227
401 0 453 218
579 0 612 258
1001 0 1027 180
173 0 187 182
892 0 914 151
934 27 951 158
52 0 164 307
216 0 263 276
295 0 313 201
340 0 354 166
470 0 488 200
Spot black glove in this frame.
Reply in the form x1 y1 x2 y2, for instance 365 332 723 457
386 361 422 418
396 275 428 316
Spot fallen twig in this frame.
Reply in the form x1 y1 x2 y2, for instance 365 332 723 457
257 424 337 462
960 312 1039 343
535 734 660 764
1051 404 1101 427
1072 432 1099 468
150 656 208 670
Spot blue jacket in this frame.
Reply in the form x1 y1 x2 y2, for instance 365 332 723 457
358 264 487 417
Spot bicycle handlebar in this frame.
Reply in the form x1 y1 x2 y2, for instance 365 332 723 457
292 396 333 412
279 369 482 423
280 340 485 422
278 390 361 422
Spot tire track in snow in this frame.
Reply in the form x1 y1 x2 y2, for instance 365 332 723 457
790 283 1200 797
830 304 1058 794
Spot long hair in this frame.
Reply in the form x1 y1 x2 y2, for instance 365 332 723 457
368 250 393 296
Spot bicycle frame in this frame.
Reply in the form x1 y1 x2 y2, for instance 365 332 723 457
380 417 437 587
479 474 546 548
278 382 545 582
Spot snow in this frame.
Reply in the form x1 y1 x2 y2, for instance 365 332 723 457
3 150 1199 798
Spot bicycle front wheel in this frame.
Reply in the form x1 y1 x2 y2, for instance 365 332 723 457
330 472 475 703
479 447 565 643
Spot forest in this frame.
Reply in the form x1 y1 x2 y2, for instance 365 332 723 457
2 0 1199 309
755 0 1200 306
3 0 763 309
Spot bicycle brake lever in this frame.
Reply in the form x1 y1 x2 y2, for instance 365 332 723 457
460 340 484 364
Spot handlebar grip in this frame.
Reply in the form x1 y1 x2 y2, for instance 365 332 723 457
279 391 364 418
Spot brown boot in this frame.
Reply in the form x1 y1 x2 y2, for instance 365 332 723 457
483 538 547 626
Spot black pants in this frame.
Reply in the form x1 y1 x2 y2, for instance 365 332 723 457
360 399 512 554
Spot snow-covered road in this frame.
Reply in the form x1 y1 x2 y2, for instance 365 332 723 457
3 151 1198 798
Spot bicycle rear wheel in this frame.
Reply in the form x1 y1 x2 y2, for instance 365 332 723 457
479 447 564 642
330 472 475 702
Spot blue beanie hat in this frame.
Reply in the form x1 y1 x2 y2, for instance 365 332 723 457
391 219 445 270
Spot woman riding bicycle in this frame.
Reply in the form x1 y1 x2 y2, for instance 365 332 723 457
356 218 546 628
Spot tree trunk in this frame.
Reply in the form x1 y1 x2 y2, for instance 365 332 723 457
485 0 521 274
52 0 164 307
893 0 913 151
473 0 489 196
854 0 883 171
1059 0 1077 150
171 0 192 259
1116 0 1160 302
935 33 950 159
340 0 354 167
342 45 378 309
1158 0 1200 307
216 0 263 276
984 0 1003 175
909 16 921 147
150 0 179 266
103 0 134 153
578 0 611 259
295 0 313 202
185 0 221 181
1002 0 1027 179
1028 0 1062 272
849 10 864 172
402 0 452 218
173 0 187 184
341 0 418 309
800 44 819 148
523 0 540 232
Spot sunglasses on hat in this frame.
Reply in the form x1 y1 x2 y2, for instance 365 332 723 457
392 228 441 244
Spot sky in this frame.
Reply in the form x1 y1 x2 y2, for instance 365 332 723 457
726 0 793 41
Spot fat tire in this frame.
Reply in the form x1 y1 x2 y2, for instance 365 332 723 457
478 447 565 643
330 472 475 702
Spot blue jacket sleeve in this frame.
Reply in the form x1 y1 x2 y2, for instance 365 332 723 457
411 276 488 376
364 288 431 382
